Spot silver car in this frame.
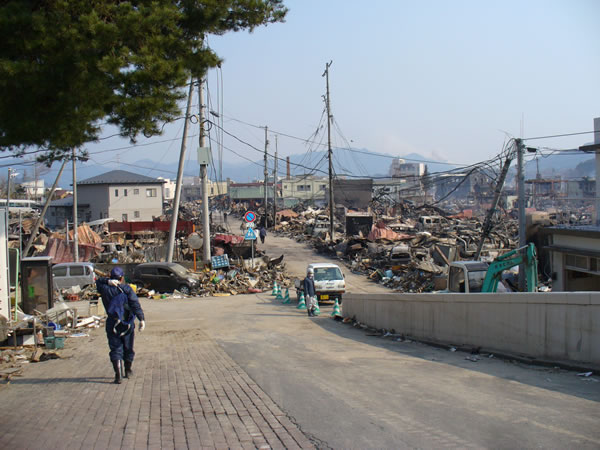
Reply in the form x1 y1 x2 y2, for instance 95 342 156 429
52 262 96 290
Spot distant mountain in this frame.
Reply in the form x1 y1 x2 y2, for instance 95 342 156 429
524 153 593 179
4 149 594 189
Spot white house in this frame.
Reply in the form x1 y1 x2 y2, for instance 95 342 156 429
78 170 164 221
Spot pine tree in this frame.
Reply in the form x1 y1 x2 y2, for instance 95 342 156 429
0 0 287 161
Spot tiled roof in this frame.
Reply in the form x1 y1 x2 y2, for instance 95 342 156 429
49 196 89 207
79 170 164 185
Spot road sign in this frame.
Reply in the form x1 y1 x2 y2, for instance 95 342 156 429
244 211 257 223
244 227 257 240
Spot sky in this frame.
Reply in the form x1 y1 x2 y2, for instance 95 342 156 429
4 0 600 186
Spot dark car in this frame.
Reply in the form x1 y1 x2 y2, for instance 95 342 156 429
132 262 198 295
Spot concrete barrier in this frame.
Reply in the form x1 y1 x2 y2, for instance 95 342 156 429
343 292 600 365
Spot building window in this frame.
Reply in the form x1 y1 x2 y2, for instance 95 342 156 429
134 188 139 195
146 188 157 197
122 213 128 221
134 211 140 218
297 184 311 192
565 253 600 275
321 184 326 190
115 189 118 197
284 185 288 189
124 189 128 197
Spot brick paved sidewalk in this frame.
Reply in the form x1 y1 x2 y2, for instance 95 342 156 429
0 326 315 449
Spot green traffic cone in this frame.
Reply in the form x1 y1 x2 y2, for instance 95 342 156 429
313 298 320 316
331 299 341 316
275 289 284 301
283 288 291 304
297 292 307 309
271 282 278 296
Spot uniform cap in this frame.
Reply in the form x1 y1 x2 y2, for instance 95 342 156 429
110 267 124 279
307 267 314 274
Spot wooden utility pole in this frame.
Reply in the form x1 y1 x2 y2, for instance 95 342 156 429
474 153 513 260
23 160 67 257
322 61 335 241
263 126 269 228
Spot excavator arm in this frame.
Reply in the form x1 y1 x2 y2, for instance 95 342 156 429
482 243 538 292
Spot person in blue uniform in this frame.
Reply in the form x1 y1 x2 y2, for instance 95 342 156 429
96 267 145 384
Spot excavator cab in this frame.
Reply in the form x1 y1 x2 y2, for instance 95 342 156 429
448 262 489 293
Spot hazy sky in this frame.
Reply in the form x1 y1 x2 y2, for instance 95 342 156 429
9 0 600 184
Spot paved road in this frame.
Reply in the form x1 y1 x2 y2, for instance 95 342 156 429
206 229 600 448
1 229 599 449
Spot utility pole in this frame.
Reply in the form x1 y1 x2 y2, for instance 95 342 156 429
72 148 79 262
23 160 67 257
322 61 335 241
474 153 513 260
199 78 211 262
167 77 194 262
273 135 278 227
516 138 526 290
263 126 269 228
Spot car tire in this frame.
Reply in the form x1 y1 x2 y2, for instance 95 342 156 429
178 285 191 295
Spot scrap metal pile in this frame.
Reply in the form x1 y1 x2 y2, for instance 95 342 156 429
273 204 524 293
134 257 291 298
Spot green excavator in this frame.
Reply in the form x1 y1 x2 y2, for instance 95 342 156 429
447 243 539 293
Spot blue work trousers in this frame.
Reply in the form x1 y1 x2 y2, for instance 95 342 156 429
105 317 135 362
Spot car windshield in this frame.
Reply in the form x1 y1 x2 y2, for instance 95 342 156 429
170 264 189 277
313 267 343 281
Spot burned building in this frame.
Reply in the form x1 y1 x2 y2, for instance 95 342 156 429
332 179 373 209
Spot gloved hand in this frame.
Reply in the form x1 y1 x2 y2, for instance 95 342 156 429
108 279 120 287
139 320 146 332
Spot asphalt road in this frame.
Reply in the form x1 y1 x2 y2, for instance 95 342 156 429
146 224 600 449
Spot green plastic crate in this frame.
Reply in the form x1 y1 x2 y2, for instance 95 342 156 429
44 336 65 349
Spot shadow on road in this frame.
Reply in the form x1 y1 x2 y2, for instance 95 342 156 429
270 298 600 403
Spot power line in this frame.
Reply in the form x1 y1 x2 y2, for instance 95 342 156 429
523 130 597 141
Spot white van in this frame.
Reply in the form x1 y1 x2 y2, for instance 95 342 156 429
52 262 96 290
295 262 345 303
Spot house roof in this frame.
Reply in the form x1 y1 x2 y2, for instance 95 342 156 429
49 197 89 207
79 170 164 186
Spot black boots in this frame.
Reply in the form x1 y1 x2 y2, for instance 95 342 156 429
112 360 122 384
124 360 133 378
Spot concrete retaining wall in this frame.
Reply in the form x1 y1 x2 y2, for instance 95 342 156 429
343 292 600 365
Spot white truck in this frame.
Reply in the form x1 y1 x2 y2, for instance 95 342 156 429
295 262 346 304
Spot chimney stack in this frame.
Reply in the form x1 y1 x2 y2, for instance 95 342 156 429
286 156 291 180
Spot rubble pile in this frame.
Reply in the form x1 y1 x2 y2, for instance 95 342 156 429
136 258 291 298
272 202 531 293
0 298 104 384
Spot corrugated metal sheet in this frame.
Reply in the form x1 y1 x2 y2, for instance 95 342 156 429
40 237 100 263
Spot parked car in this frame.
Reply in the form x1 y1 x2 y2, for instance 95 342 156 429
52 262 96 290
132 262 198 295
295 262 345 304
388 244 411 266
